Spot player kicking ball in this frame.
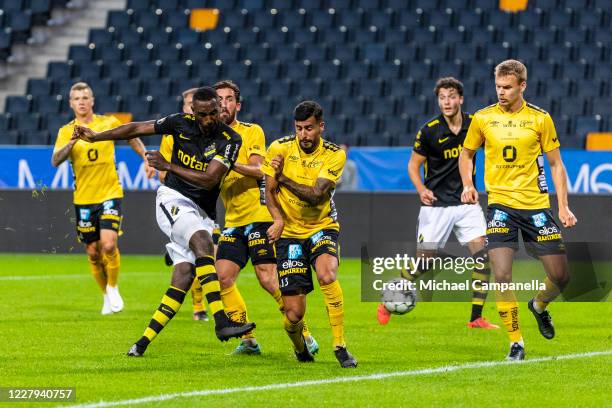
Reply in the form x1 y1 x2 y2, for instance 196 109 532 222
377 77 498 330
73 87 255 356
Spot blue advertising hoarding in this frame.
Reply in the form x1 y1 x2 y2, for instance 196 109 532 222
0 146 610 193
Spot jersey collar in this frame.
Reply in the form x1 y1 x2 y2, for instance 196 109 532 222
438 112 469 136
496 100 527 116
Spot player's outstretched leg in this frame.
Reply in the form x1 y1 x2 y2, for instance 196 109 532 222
127 285 187 357
194 256 255 341
221 283 260 355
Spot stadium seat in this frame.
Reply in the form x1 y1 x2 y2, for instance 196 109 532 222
27 78 54 96
12 112 41 131
574 116 602 136
5 96 31 114
20 129 50 145
156 96 181 115
34 95 62 115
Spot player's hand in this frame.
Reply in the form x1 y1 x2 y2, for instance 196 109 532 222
461 185 479 204
143 160 156 179
270 155 284 179
72 125 97 143
267 219 284 243
558 206 577 228
145 150 171 172
418 189 437 206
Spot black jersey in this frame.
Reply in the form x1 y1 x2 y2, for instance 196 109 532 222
412 112 475 206
154 113 241 220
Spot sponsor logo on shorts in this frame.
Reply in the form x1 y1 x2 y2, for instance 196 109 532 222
257 249 268 256
279 259 308 277
245 224 254 235
79 209 91 221
103 200 114 210
222 227 236 236
170 206 180 216
288 244 303 260
78 220 92 227
532 212 547 228
248 231 260 240
219 235 237 243
493 209 508 222
537 225 562 242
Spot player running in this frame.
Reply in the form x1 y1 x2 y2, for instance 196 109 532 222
212 80 318 355
52 81 154 315
377 77 498 330
73 87 255 356
459 60 577 360
262 101 357 368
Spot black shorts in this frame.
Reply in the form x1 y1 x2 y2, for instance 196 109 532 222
486 204 565 258
275 229 340 296
75 198 123 244
216 222 276 269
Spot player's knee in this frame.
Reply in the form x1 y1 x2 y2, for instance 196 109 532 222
85 244 100 261
218 272 235 290
285 307 305 323
189 231 214 258
317 270 336 286
100 240 117 254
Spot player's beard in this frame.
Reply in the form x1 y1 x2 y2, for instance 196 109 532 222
220 109 236 125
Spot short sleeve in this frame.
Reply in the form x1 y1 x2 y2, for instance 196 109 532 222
463 113 485 150
153 113 182 135
412 128 428 156
540 113 560 152
213 137 242 168
159 135 173 161
53 126 72 153
319 149 346 183
261 141 283 178
247 125 266 158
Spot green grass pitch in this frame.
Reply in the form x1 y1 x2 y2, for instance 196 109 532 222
1 254 610 407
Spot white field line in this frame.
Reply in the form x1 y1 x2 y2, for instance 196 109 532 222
0 272 165 281
65 349 612 408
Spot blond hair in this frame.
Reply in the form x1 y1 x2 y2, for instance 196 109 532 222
69 82 94 98
182 87 199 99
494 59 527 83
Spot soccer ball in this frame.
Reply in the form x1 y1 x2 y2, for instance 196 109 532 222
381 277 417 315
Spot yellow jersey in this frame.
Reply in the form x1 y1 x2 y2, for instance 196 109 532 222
464 101 560 209
53 114 123 205
220 121 272 227
261 136 346 239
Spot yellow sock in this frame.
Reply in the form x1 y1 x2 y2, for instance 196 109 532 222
320 280 345 348
534 277 560 311
195 256 226 325
191 279 206 313
104 248 120 287
138 286 186 348
221 283 253 338
272 288 284 312
496 290 522 343
87 254 107 292
283 315 305 352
